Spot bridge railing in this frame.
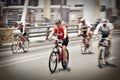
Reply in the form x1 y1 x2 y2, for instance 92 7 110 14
26 24 79 40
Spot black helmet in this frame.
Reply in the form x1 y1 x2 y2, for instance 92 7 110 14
55 19 62 24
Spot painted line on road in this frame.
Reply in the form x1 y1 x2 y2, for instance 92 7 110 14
0 55 49 68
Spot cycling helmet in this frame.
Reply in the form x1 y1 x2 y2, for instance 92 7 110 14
101 18 107 22
80 18 85 22
55 19 62 24
17 21 22 24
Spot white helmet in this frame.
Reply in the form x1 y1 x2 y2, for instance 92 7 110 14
101 18 107 22
17 21 22 24
80 18 85 22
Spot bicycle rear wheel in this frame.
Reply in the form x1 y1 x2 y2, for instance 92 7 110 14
49 51 58 73
62 49 69 69
11 39 19 54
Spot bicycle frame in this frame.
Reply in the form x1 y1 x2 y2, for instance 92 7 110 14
79 34 92 54
12 30 29 54
48 39 69 73
52 40 63 62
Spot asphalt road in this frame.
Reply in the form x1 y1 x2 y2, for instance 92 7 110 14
0 35 120 80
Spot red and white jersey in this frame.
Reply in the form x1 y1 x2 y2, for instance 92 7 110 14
53 24 68 39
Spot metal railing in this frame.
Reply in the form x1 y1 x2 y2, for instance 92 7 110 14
26 24 79 40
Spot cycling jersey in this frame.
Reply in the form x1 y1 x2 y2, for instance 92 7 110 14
79 21 92 31
17 24 26 36
17 25 24 32
79 21 92 37
53 24 68 39
94 22 114 38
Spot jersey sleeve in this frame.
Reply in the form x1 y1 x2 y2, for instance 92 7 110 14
79 23 82 29
93 23 101 34
108 23 114 30
86 21 92 28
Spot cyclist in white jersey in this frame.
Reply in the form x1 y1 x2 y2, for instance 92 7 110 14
78 17 92 39
94 19 114 48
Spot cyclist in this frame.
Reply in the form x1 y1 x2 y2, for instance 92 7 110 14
78 17 92 46
48 19 69 66
94 18 114 57
16 21 26 47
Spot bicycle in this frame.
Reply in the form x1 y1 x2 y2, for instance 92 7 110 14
12 29 29 54
78 34 92 54
48 39 69 73
98 38 111 68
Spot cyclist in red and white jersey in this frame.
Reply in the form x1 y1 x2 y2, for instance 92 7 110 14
48 19 69 65
78 17 92 40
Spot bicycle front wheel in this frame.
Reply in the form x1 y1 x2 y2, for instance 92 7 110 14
11 40 19 54
81 40 92 54
98 49 105 68
22 37 29 52
49 51 58 73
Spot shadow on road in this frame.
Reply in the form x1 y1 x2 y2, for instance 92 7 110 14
51 67 71 74
98 62 117 69
82 52 94 55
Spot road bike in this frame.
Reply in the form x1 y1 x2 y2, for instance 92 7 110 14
79 34 92 54
12 29 29 54
98 38 111 68
48 39 69 73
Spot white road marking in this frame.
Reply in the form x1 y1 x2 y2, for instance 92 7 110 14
0 55 49 68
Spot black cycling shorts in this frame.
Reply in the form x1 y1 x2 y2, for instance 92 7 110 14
62 38 69 46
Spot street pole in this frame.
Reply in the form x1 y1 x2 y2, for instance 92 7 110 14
60 0 63 20
43 0 51 19
21 0 29 26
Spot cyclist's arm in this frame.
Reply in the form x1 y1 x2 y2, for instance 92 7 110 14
64 27 67 39
78 28 82 36
108 23 114 39
87 27 91 35
86 23 92 35
78 23 82 36
108 30 113 39
48 29 54 39
94 23 101 35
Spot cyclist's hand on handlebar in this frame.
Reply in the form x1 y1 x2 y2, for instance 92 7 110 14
47 37 52 41
78 34 83 37
78 34 80 37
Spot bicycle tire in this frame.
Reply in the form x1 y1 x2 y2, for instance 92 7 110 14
49 51 58 73
22 37 29 52
61 49 69 69
81 40 92 54
11 39 19 54
98 49 105 68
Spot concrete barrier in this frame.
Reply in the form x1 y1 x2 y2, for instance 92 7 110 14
0 28 14 44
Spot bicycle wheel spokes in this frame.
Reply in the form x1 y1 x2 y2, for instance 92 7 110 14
12 40 19 54
49 51 57 73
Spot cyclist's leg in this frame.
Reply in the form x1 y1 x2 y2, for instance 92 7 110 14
62 38 69 61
